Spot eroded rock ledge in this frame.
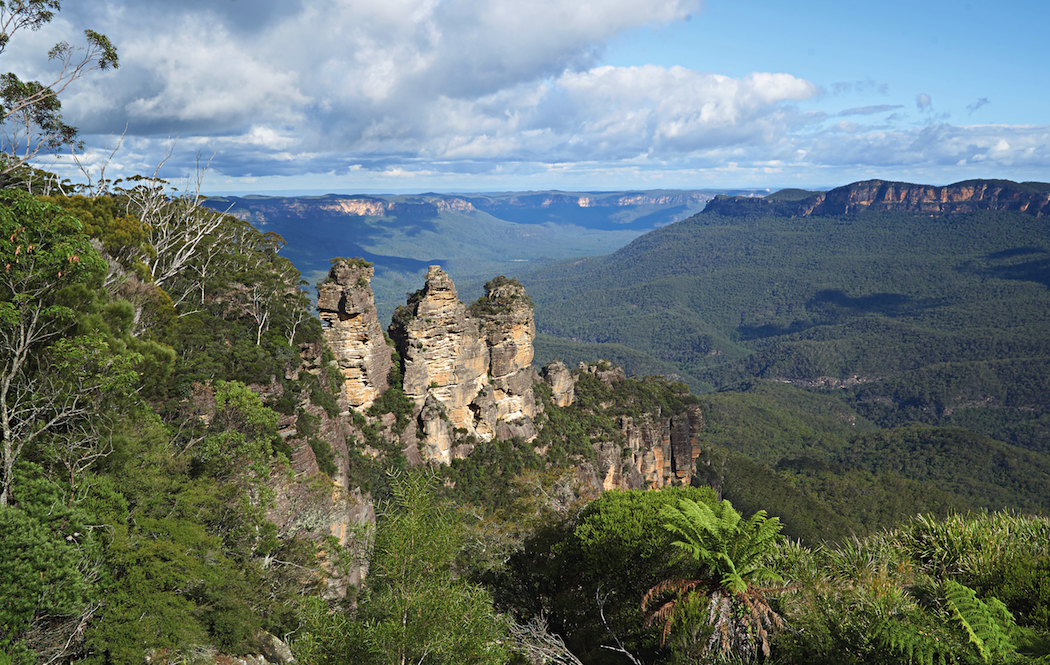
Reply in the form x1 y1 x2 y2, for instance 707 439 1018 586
706 178 1050 217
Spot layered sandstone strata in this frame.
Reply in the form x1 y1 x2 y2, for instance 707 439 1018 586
388 266 492 463
317 260 391 410
388 267 541 463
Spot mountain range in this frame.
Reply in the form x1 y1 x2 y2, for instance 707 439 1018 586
202 189 739 320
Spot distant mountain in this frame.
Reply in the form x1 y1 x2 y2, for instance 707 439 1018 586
518 179 1050 453
706 178 1050 217
202 190 727 321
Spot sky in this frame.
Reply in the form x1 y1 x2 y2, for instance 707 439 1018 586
6 0 1049 194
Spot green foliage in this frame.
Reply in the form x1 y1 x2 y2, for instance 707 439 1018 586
641 498 786 662
523 205 1050 449
660 498 784 595
774 512 1050 665
468 275 533 317
494 487 718 665
367 385 415 433
198 380 278 478
355 471 508 665
329 256 373 269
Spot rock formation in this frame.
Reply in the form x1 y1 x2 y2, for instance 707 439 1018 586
475 276 539 441
575 363 704 491
317 261 703 487
317 259 391 410
705 178 1050 218
542 361 575 407
387 267 539 464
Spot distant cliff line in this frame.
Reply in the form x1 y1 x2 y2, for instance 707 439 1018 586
705 178 1050 217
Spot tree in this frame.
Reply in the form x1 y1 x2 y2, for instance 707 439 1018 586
118 166 230 309
0 189 107 506
497 486 719 665
642 498 786 663
0 1 118 175
357 471 508 665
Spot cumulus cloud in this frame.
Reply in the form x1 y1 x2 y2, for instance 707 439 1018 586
5 0 1048 188
28 0 831 179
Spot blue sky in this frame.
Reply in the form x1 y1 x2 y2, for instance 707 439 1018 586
9 0 1049 193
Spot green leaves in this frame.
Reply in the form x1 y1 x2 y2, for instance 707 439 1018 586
355 471 508 665
643 498 786 661
199 380 278 479
660 497 784 594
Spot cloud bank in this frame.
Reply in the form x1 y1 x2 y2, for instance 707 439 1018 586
7 0 1049 189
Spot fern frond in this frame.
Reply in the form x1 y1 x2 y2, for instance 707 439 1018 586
876 617 947 665
943 580 1017 663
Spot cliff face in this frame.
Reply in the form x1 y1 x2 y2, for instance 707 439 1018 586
574 363 704 491
806 179 1050 216
316 260 392 410
704 179 1050 218
387 267 540 464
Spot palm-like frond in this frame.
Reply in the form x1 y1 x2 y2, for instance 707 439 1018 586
641 578 708 646
644 498 788 661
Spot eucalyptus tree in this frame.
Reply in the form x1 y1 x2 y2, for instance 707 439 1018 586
0 0 118 176
0 190 108 506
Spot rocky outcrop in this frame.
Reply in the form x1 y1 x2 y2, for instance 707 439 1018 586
542 361 575 407
576 363 704 490
705 178 1050 218
475 277 538 440
387 267 491 464
387 268 540 464
317 260 391 410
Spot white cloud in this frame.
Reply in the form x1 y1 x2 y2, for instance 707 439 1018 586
7 0 1049 189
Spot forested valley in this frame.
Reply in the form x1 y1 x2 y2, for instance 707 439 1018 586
2 158 1050 665
1 1 1048 664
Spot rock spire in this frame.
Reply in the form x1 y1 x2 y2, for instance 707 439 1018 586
316 259 392 410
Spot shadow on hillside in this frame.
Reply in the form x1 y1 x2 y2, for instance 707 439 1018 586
736 320 816 341
383 200 442 237
958 246 1050 289
737 289 943 341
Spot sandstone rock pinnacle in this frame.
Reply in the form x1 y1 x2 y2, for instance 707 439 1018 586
317 259 391 410
388 267 540 463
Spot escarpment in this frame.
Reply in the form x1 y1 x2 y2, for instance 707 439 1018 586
807 179 1050 216
705 178 1050 217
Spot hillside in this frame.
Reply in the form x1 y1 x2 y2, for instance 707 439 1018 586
521 178 1050 452
202 190 721 321
4 177 1050 665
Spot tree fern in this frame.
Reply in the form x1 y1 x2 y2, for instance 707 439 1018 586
943 580 1017 663
645 498 786 661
